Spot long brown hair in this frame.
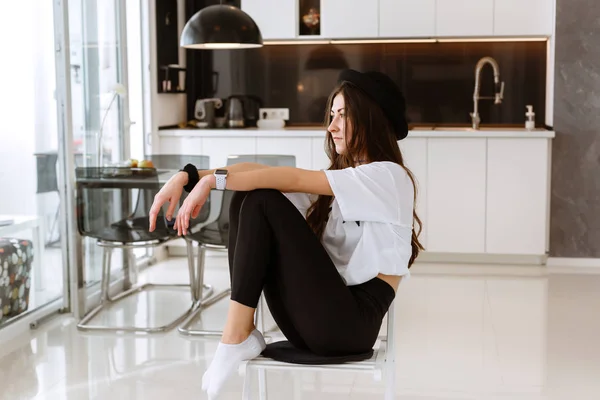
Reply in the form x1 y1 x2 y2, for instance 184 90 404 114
306 81 425 267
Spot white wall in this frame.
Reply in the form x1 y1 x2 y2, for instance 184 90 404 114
145 0 187 154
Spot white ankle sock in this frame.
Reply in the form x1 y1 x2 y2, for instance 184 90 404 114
202 329 266 399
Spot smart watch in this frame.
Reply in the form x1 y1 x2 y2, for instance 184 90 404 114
213 169 228 190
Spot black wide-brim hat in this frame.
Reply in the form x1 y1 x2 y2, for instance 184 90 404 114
337 69 409 140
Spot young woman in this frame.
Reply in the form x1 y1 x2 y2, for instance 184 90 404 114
149 69 423 399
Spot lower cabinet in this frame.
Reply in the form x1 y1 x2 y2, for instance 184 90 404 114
256 137 313 169
399 138 428 249
202 137 256 169
159 137 203 155
485 138 550 255
312 137 330 170
156 133 552 257
426 138 487 253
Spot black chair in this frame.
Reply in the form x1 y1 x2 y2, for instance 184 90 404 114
75 158 210 333
178 154 296 337
145 154 215 305
145 154 212 225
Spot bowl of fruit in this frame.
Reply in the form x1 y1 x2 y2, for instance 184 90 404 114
126 159 156 175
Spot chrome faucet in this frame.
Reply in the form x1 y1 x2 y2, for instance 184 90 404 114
471 56 505 129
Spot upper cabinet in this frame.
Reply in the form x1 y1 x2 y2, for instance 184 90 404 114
494 0 554 36
321 0 378 38
241 0 296 40
379 0 435 38
436 0 494 37
243 0 555 41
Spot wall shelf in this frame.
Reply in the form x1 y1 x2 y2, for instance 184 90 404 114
155 0 182 93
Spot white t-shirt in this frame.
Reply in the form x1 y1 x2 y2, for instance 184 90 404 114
284 161 415 286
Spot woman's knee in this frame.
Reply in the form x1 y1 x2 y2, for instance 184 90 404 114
239 189 284 211
230 190 249 213
228 191 251 232
230 189 281 223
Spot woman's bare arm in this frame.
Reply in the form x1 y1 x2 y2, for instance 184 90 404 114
201 166 334 196
154 165 334 234
196 162 272 179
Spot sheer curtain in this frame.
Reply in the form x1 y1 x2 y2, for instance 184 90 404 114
0 1 58 218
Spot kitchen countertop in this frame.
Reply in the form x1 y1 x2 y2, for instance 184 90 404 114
157 126 556 139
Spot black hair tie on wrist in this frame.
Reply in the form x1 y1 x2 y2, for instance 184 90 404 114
180 163 199 193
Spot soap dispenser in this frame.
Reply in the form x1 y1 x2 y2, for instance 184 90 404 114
525 105 535 130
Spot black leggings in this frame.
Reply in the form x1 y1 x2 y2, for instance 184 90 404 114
226 189 396 357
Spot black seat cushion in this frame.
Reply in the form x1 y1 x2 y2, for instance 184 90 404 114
261 341 374 365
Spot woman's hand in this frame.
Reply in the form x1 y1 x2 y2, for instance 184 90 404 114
148 172 187 232
174 175 215 236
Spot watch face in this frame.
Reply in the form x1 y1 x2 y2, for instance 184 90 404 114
215 169 228 176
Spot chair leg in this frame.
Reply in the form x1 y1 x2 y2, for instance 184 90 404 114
384 360 395 400
242 366 252 400
258 368 268 400
241 366 267 400
126 248 138 288
195 241 207 301
384 345 396 400
178 243 232 336
77 244 200 334
186 238 198 302
100 247 112 302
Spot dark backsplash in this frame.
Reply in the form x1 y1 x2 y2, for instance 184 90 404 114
187 41 547 127
183 2 547 127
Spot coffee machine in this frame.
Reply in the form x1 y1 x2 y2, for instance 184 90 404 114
194 98 223 128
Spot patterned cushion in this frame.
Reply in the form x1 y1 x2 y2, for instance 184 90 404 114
0 238 33 321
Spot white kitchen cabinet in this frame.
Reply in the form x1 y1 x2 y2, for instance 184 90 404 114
436 0 494 37
202 137 256 169
379 0 436 38
158 137 203 155
485 138 550 255
312 137 330 170
494 0 554 36
256 137 312 169
399 138 428 248
426 138 486 253
155 129 554 259
241 0 296 39
321 0 378 39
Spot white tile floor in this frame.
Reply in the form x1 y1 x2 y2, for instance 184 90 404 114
1 254 600 400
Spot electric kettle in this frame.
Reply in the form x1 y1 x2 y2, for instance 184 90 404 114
226 96 245 128
225 95 263 128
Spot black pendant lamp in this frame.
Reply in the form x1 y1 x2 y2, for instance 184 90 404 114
180 4 263 49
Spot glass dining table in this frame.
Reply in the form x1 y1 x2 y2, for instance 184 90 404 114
74 167 178 188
